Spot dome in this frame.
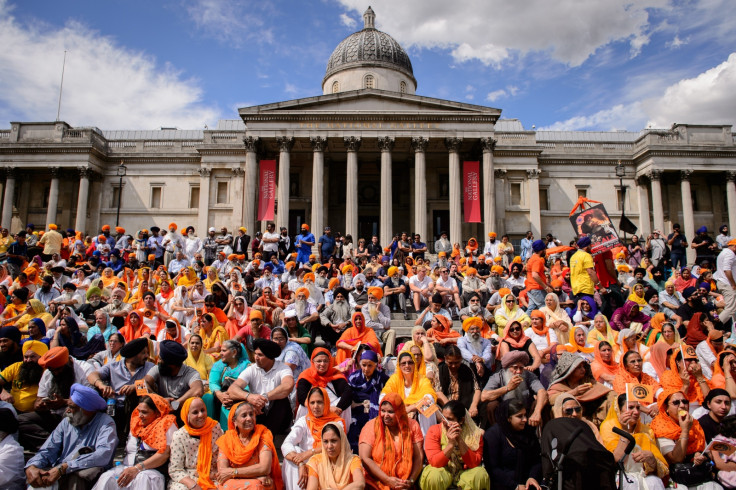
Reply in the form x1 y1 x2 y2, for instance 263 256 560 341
323 7 416 86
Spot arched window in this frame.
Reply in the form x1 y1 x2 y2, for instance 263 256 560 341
332 81 339 93
400 81 407 94
364 74 374 89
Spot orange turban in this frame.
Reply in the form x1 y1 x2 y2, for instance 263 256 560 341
228 254 237 260
311 263 320 272
491 265 504 274
438 251 447 257
115 226 125 234
39 347 69 369
98 235 107 242
301 224 310 231
466 267 477 276
48 224 57 230
304 272 315 282
498 288 511 297
488 232 497 238
296 287 310 299
285 261 296 270
328 278 339 290
101 225 111 231
237 255 245 261
147 254 155 261
494 256 502 263
387 266 399 277
512 256 522 264
462 317 483 332
551 279 564 288
168 223 177 230
309 254 316 260
249 310 263 320
368 286 384 300
341 264 353 274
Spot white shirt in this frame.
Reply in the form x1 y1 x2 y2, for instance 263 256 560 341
484 241 499 257
524 327 559 352
714 248 736 286
281 416 314 456
695 340 717 380
262 232 280 252
436 276 458 291
409 275 433 291
237 361 293 399
0 435 25 490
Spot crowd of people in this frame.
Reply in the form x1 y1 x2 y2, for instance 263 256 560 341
0 220 734 489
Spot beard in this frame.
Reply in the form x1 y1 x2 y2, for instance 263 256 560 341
469 304 480 313
354 284 364 293
390 276 400 287
343 274 352 288
332 300 351 322
65 409 93 427
50 363 75 399
366 302 379 321
501 368 523 398
468 332 483 349
159 363 174 377
305 283 319 300
490 277 504 290
295 299 307 319
18 361 44 386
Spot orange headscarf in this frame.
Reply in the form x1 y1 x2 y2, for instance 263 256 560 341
305 387 346 449
298 348 347 390
502 320 531 350
650 388 706 455
648 341 671 380
646 313 667 346
335 312 382 364
162 318 185 343
130 393 177 453
180 397 220 490
118 311 151 343
428 314 460 342
612 351 660 395
216 402 284 490
369 393 414 489
591 341 619 382
660 346 710 404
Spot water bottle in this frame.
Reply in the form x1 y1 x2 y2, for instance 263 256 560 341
106 398 116 417
114 461 122 480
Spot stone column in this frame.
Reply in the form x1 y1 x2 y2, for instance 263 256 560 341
680 170 695 264
310 137 327 241
411 137 429 242
727 172 736 233
75 168 90 233
1 168 16 230
344 136 361 239
198 168 211 236
648 170 664 232
527 169 541 237
231 167 245 228
45 167 61 226
243 136 259 234
276 137 294 231
445 138 463 245
637 177 651 237
494 169 507 235
378 136 395 247
481 138 497 236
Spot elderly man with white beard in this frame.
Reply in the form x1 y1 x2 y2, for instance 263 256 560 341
302 272 325 308
459 292 494 327
319 287 354 348
255 264 281 292
382 265 409 320
349 274 368 311
25 383 118 490
481 351 547 426
281 287 320 340
100 287 132 330
364 287 396 357
458 317 494 386
461 267 489 306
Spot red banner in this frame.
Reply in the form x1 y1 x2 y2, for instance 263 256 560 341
257 160 276 221
463 161 481 222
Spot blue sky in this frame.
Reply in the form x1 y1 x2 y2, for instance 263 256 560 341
1 0 734 131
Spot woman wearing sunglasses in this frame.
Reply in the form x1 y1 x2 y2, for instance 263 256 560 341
497 320 542 373
494 294 531 335
553 392 602 443
548 352 612 426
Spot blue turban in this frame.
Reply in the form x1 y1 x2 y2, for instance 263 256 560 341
361 350 379 363
159 340 188 365
682 286 697 299
577 236 592 248
30 318 46 337
0 326 21 345
532 239 546 253
699 282 710 290
697 226 707 234
70 383 106 412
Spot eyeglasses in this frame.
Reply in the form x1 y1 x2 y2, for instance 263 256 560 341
469 299 479 303
399 361 415 366
441 270 449 274
506 300 515 303
563 406 582 416
509 327 522 333
670 399 689 407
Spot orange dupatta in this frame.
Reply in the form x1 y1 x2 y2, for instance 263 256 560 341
370 393 414 489
180 397 219 490
335 312 382 364
130 393 177 453
612 352 660 395
216 402 284 490
591 341 619 382
427 314 460 342
118 311 151 343
650 388 706 455
660 351 710 404
305 387 346 449
298 348 347 389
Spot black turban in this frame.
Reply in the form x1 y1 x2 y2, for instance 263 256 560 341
12 287 29 303
0 326 21 345
0 408 18 434
253 339 281 360
159 340 188 365
333 287 349 300
120 337 147 358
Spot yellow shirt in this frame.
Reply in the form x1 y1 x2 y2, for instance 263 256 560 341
0 361 39 412
39 229 63 255
569 249 595 295
0 236 12 254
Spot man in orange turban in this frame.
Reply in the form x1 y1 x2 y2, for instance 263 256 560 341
364 286 396 356
383 265 408 320
280 286 319 338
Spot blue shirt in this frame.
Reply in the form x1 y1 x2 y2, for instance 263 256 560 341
411 241 427 259
520 238 533 261
319 234 335 257
97 359 154 406
26 412 118 472
295 232 315 260
86 324 119 343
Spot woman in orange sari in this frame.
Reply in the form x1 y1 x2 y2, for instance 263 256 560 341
591 341 619 389
426 313 461 359
118 310 151 342
359 393 424 490
612 350 660 417
660 343 711 411
216 401 283 490
335 312 382 365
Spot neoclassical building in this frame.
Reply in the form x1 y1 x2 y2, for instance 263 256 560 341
1 8 734 264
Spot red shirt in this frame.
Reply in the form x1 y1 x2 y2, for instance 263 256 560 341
593 250 617 288
424 423 484 469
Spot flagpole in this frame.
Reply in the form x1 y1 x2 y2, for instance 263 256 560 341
56 50 67 122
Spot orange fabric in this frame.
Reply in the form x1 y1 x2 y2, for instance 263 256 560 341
298 348 347 389
591 342 619 382
502 321 531 350
118 311 151 343
163 318 185 343
428 315 460 342
335 312 382 364
650 388 706 455
181 397 219 490
130 393 177 453
369 393 414 489
305 387 346 449
216 402 284 490
646 313 667 347
612 365 660 396
204 306 228 325
648 341 671 380
660 354 710 404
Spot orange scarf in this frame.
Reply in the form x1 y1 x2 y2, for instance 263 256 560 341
612 365 660 395
130 393 177 453
163 318 185 342
181 397 219 490
591 342 619 382
646 313 667 347
502 321 531 349
305 387 346 449
335 312 383 364
118 311 151 343
428 314 461 342
216 402 284 490
298 348 347 389
660 355 709 404
370 393 414 489
650 388 706 455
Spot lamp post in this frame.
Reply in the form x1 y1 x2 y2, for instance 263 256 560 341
116 160 127 227
615 160 627 244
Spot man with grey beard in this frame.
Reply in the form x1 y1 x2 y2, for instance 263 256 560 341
281 287 319 339
25 383 117 490
459 292 494 327
319 287 353 348
365 287 396 356
382 266 409 320
481 351 547 426
349 274 368 310
457 317 494 386
100 287 132 330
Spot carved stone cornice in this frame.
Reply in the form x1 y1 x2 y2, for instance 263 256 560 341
310 136 327 152
198 167 212 178
494 169 507 178
726 171 736 182
647 169 662 181
680 170 692 181
377 136 395 152
49 167 60 178
444 137 463 153
343 136 362 152
480 137 497 152
243 136 259 152
231 168 245 177
277 137 295 152
526 169 541 179
411 137 429 153
78 167 91 179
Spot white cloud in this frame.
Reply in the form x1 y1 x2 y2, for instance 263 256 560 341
0 1 220 129
339 13 356 28
185 0 273 46
538 104 646 131
336 0 671 67
486 89 507 102
666 35 688 49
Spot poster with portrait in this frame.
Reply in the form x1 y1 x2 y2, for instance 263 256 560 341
569 203 621 256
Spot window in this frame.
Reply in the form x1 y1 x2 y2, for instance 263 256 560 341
216 181 228 204
439 173 449 197
364 74 374 89
112 186 121 208
400 81 407 94
510 183 522 206
189 186 200 209
332 81 339 93
290 173 300 197
616 188 626 211
539 187 549 211
150 186 162 209
577 187 588 199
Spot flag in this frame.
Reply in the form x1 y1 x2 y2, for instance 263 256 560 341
626 383 654 404
135 379 149 397
706 440 736 456
418 394 439 418
619 215 638 235
257 159 276 221
463 161 481 223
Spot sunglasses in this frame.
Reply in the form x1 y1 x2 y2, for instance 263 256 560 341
399 361 415 366
509 327 522 333
563 406 582 416
670 399 689 407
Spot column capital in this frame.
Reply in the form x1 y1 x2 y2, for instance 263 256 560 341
198 167 212 178
726 171 736 182
680 170 692 181
49 167 60 177
78 167 91 178
343 136 362 152
647 169 662 181
480 137 497 151
526 169 540 179
494 168 507 178
411 136 429 153
444 137 463 152
243 136 260 152
5 167 17 179
277 136 295 152
377 136 395 152
310 136 327 152
231 167 245 177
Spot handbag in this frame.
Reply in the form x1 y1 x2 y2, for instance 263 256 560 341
669 462 713 486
